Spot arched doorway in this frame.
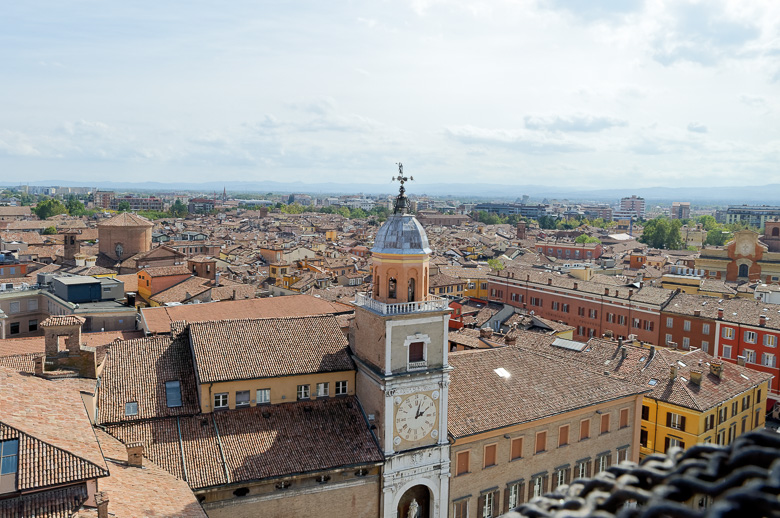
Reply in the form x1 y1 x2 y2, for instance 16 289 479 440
738 264 749 278
397 485 431 518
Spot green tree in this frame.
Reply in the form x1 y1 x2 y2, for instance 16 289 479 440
705 229 731 246
117 200 131 212
575 234 601 244
42 226 57 235
350 208 367 219
169 199 188 218
33 198 68 219
66 195 86 216
487 258 505 271
697 215 718 232
639 217 683 249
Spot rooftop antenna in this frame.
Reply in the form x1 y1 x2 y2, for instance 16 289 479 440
391 162 413 214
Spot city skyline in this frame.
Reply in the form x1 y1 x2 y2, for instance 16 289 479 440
2 1 779 187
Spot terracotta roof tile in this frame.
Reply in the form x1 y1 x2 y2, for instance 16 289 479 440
0 484 88 518
189 315 353 384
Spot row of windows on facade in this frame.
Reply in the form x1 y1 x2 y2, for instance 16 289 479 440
453 448 627 518
536 247 595 259
641 393 758 430
213 381 350 409
664 333 778 366
6 299 37 314
454 409 630 478
640 414 759 452
494 295 654 330
7 319 38 335
665 318 778 347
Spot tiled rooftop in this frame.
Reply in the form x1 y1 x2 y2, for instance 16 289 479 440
189 315 353 384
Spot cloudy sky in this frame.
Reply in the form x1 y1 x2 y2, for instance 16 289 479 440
1 0 778 188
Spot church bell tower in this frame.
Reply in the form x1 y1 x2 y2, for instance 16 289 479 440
352 165 451 518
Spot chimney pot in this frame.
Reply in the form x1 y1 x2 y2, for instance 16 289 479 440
670 364 678 381
95 491 109 518
694 309 701 317
669 341 678 350
690 369 702 386
760 315 767 327
605 287 609 296
127 442 144 468
573 282 578 290
737 355 746 367
709 361 723 378
34 356 44 376
717 308 724 320
547 278 552 285
629 289 634 297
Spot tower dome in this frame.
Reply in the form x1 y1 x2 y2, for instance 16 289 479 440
371 214 431 256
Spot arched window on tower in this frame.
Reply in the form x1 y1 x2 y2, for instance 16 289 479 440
773 227 780 237
739 264 749 278
388 278 397 299
374 276 379 297
408 278 415 302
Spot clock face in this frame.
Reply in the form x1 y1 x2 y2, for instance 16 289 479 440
395 393 437 442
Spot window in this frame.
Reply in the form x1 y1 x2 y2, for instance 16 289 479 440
9 322 19 335
762 353 777 367
554 467 569 489
297 384 310 400
388 277 396 298
316 382 329 397
453 500 468 518
558 425 569 447
641 405 649 420
562 304 569 313
745 349 756 364
717 430 725 445
645 320 653 331
722 327 734 339
667 412 685 431
481 490 498 518
28 319 38 332
606 313 614 323
8 302 19 314
665 334 672 345
589 309 597 319
596 453 611 473
214 393 228 409
702 323 710 335
551 301 559 311
617 447 629 463
231 390 249 407
1 439 19 476
531 297 542 307
728 423 736 444
580 419 590 441
640 429 648 448
576 459 590 479
408 341 425 363
681 337 690 349
619 408 629 429
683 320 691 331
632 318 641 329
704 414 715 431
456 451 469 476
731 401 738 416
257 388 270 404
744 331 757 344
665 436 684 451
483 444 497 468
165 381 182 408
578 307 585 317
723 345 732 359
666 317 674 328
618 315 626 325
702 341 709 353
335 381 348 395
507 481 522 509
531 475 546 498
600 414 610 434
742 394 751 411
510 437 523 460
718 407 728 424
764 335 777 347
27 299 38 311
535 431 547 454
125 401 138 416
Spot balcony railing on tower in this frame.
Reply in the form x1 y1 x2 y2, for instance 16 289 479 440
353 292 449 316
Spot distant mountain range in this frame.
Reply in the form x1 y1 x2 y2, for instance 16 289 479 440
5 179 780 205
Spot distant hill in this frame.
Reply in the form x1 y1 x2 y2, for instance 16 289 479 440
5 179 780 205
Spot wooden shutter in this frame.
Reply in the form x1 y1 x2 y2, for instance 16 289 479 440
543 475 549 494
666 412 672 427
457 451 469 476
504 486 511 513
511 438 523 460
484 444 497 467
586 460 591 478
664 437 670 452
580 419 589 440
559 425 569 447
565 467 571 484
536 431 547 453
477 495 485 518
620 408 629 428
680 416 686 432
601 414 610 434
491 491 499 516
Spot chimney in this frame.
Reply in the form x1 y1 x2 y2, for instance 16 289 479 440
669 341 678 350
526 274 530 281
760 315 767 327
709 361 723 378
215 271 221 287
618 337 624 348
620 346 627 360
670 364 678 380
547 278 552 286
480 327 492 339
694 309 701 317
629 289 634 297
34 356 44 376
573 282 578 290
505 334 517 346
95 491 109 518
127 442 144 468
717 308 724 320
737 355 746 367
690 369 702 386
605 287 609 296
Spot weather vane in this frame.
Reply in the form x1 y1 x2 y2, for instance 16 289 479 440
391 162 413 214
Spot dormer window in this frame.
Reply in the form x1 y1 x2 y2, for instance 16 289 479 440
165 381 182 408
1 439 19 489
125 402 138 416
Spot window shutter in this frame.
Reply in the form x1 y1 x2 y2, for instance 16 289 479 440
543 475 549 494
565 468 571 485
680 416 686 432
606 453 612 468
666 412 672 427
518 482 525 504
528 481 535 501
477 496 485 518
586 461 591 478
664 437 670 452
492 491 499 516
504 487 511 512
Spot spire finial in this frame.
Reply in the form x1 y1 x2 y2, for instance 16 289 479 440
391 162 413 214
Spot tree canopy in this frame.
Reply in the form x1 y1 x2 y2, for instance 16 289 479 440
639 217 683 249
33 198 68 220
575 234 601 244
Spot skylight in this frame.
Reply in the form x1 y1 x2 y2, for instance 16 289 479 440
677 361 686 367
494 367 511 379
648 379 658 386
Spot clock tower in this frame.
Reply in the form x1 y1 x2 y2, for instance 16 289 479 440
352 166 451 518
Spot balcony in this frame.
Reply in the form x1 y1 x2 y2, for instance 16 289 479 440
353 292 449 316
